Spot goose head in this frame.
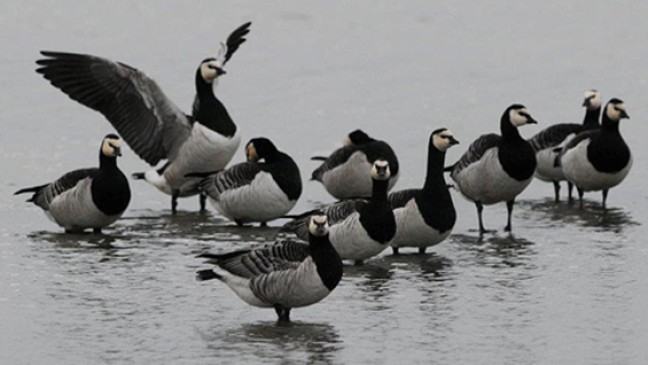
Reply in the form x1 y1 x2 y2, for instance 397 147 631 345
245 138 279 162
507 104 538 127
101 134 123 158
604 98 629 122
583 89 602 110
308 214 329 237
370 159 391 181
431 128 460 152
344 129 373 147
199 57 226 83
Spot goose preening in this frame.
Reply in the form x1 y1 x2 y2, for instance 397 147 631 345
14 134 131 233
529 90 601 202
194 137 302 226
448 104 538 234
389 128 459 255
283 159 396 265
35 22 252 214
311 129 399 199
196 214 343 322
559 98 631 209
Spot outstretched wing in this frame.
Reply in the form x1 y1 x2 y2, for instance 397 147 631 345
200 161 261 200
528 123 582 152
15 168 98 210
388 189 419 209
36 51 192 165
450 133 501 175
198 239 310 279
223 22 252 65
311 146 358 181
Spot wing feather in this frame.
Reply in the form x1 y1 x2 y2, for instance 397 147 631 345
451 134 501 175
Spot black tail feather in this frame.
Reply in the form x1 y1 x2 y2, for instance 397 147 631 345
310 156 327 161
14 184 47 196
443 164 455 172
196 269 221 281
132 172 145 180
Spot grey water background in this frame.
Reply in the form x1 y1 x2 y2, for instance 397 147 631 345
1 1 648 364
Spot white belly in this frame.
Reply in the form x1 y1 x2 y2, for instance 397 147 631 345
149 124 241 195
452 148 533 205
330 213 387 260
48 179 122 231
390 200 452 248
212 172 297 223
561 140 633 191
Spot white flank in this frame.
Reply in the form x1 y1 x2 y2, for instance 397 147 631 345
215 268 270 307
534 133 576 182
48 178 122 231
212 172 296 223
329 212 388 260
322 151 399 199
154 123 241 196
561 140 633 191
390 199 452 248
452 148 533 205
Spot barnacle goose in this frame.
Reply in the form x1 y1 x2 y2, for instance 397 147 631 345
35 22 251 214
529 90 601 202
449 104 537 234
311 129 399 199
196 214 342 322
283 160 396 265
194 137 302 226
389 128 459 254
559 98 631 209
15 134 131 233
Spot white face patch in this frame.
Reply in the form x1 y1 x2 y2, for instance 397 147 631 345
200 60 222 82
101 138 122 157
343 136 352 147
433 130 455 152
584 90 601 109
246 143 259 162
509 108 531 127
606 102 627 122
370 159 391 180
308 215 329 237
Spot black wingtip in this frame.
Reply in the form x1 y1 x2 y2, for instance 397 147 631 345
443 165 455 172
196 269 221 281
310 156 327 161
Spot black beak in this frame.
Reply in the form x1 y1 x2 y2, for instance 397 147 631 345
620 110 630 119
527 117 538 124
216 67 226 76
449 137 460 145
114 147 122 156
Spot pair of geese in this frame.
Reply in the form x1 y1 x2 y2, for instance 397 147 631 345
14 21 633 320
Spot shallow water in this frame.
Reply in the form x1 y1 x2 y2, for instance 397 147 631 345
2 1 648 364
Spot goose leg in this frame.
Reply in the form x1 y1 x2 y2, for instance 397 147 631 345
602 189 609 210
274 305 291 322
577 187 584 209
418 247 427 254
93 228 102 234
260 222 268 227
476 201 487 235
392 246 400 255
553 181 560 203
354 260 364 266
199 193 207 212
567 182 574 203
504 199 514 232
171 191 180 215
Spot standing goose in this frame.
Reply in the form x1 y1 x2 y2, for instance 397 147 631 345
559 98 631 208
35 22 251 214
196 137 302 226
196 214 342 322
283 160 396 265
449 104 538 234
389 128 459 255
311 129 399 199
529 90 601 202
14 134 131 233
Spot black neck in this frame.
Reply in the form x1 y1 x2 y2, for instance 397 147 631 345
500 116 522 141
423 143 447 193
309 234 343 291
583 106 601 129
99 153 118 170
194 70 236 137
370 178 389 202
600 112 620 133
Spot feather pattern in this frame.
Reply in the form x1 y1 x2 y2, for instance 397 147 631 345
450 134 501 176
36 52 191 165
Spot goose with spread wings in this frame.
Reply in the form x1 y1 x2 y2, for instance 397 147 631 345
35 22 251 214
